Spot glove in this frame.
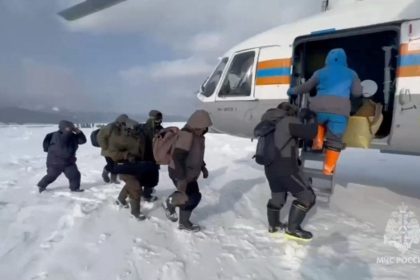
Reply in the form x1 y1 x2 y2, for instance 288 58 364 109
201 166 209 179
298 108 316 122
176 179 188 193
125 152 136 163
287 87 295 96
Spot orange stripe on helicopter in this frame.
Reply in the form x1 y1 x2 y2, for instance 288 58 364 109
256 76 291 85
257 59 292 70
397 66 420 77
400 43 420 55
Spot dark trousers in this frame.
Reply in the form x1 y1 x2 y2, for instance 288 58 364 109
118 174 142 216
104 157 116 174
38 164 81 191
169 179 202 211
114 161 159 198
265 168 316 209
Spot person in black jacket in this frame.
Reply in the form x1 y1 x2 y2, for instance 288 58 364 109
37 120 87 193
255 103 317 240
141 110 164 202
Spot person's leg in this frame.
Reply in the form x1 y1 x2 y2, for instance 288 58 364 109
120 174 144 220
63 164 83 192
285 173 316 240
267 192 288 232
37 166 62 192
324 113 348 175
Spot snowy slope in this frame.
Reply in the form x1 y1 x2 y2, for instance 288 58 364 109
0 124 419 280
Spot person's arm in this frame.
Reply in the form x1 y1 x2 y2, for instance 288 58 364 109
97 125 111 150
288 117 318 140
288 71 319 96
75 129 87 144
351 73 363 98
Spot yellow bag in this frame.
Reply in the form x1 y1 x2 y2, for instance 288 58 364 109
343 116 373 148
343 100 383 148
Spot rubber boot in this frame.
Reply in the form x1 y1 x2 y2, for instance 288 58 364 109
162 197 178 222
102 168 110 183
323 149 340 176
285 201 313 240
312 125 326 150
178 210 200 232
110 173 120 184
267 203 286 233
129 199 145 221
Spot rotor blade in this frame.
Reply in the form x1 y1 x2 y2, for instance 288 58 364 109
58 0 127 21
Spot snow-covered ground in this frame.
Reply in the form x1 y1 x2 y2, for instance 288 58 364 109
0 124 419 280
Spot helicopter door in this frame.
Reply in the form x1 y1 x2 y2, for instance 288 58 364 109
213 49 258 137
390 19 420 153
254 45 291 101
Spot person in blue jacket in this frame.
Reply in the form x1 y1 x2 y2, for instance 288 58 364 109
288 48 362 175
37 120 86 193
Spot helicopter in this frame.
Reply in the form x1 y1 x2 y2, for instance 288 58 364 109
59 0 420 199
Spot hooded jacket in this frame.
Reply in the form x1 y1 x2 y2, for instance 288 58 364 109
257 105 317 175
293 48 362 116
44 120 86 166
169 110 212 182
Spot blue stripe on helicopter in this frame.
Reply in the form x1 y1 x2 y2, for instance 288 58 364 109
399 54 420 67
256 68 290 78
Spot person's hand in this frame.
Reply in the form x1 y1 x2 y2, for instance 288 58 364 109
287 87 295 96
201 166 209 179
125 152 136 163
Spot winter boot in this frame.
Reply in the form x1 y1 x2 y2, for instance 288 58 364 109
285 201 313 241
115 198 129 209
162 197 178 222
129 199 145 221
267 203 286 233
71 188 84 192
110 173 120 184
323 149 341 176
102 168 111 183
178 210 200 232
312 125 326 150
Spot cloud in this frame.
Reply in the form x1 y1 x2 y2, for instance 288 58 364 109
120 57 213 85
18 59 91 110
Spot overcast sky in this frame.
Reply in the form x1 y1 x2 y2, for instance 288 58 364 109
0 0 325 116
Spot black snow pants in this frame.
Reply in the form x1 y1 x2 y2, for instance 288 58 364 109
265 166 315 210
38 164 81 191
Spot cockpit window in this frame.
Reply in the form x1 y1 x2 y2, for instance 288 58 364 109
200 57 228 97
218 51 255 97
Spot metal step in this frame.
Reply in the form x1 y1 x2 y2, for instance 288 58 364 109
303 168 332 179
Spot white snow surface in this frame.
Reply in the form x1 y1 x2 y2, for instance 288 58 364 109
0 124 419 280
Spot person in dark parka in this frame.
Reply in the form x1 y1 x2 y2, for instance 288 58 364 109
255 103 317 240
141 110 164 202
162 110 212 232
37 120 86 193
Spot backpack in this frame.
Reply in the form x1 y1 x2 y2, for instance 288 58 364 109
152 126 180 165
90 129 100 147
253 121 277 165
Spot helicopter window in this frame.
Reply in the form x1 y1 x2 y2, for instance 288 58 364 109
201 57 229 97
218 51 255 97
